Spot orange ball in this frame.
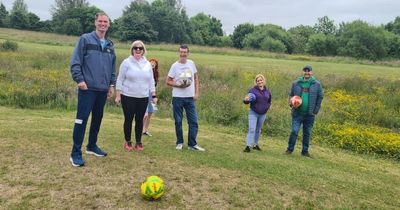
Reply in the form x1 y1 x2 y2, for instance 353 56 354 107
290 96 302 108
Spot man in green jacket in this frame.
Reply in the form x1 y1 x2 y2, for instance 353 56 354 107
285 65 324 157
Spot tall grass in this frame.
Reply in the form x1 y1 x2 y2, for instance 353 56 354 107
2 27 400 67
0 28 77 46
145 43 400 67
0 49 76 109
1 29 400 159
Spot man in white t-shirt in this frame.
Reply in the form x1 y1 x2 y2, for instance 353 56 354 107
166 45 205 151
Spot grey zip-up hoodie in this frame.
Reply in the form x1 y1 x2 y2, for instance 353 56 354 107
70 31 116 91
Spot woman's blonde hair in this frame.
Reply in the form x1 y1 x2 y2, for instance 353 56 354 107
130 40 147 56
254 74 265 85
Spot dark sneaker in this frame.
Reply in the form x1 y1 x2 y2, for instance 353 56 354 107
70 155 84 167
301 152 312 158
86 146 107 157
135 143 144 151
124 141 133 152
244 146 251 153
284 150 292 155
253 145 262 151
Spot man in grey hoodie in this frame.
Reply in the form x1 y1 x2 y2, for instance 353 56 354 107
69 12 116 167
285 65 323 157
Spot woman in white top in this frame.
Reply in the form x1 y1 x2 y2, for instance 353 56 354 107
115 40 157 151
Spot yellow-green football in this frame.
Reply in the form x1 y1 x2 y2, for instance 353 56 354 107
140 176 165 200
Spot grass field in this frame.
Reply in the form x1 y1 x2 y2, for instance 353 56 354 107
0 106 399 209
2 29 400 159
1 28 400 209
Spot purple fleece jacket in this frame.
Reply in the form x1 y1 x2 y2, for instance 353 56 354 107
245 86 272 114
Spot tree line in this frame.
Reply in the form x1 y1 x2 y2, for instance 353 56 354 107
1 0 400 61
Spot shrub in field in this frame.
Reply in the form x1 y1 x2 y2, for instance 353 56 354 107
0 40 18 51
260 37 287 53
326 77 400 129
314 123 400 160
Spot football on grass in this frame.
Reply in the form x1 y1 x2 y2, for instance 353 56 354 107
141 176 165 200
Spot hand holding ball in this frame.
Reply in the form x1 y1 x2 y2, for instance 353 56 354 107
243 93 256 104
290 96 302 108
247 93 256 102
176 70 192 87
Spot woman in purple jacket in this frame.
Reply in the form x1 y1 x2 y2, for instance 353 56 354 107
243 74 272 152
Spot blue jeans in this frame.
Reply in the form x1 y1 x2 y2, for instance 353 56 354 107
71 89 107 157
146 91 154 113
172 97 198 147
246 109 267 146
287 112 315 154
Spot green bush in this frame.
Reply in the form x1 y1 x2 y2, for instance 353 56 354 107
260 37 287 53
0 40 18 51
306 34 338 56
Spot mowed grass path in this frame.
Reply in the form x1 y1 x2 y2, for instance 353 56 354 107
0 106 399 209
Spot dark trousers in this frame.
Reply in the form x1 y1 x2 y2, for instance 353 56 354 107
121 95 148 144
71 89 107 157
287 112 315 154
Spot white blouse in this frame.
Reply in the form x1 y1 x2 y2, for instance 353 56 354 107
116 56 155 98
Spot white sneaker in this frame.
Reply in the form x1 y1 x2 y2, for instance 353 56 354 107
176 143 183 150
188 145 205 152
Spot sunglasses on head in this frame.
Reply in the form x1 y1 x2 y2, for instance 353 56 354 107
133 46 144 51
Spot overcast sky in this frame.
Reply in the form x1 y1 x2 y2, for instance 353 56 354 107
1 0 399 34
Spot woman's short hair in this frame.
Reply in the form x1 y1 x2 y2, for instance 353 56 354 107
130 40 147 56
254 74 265 84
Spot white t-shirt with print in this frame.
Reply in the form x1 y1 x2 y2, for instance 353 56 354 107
167 59 197 97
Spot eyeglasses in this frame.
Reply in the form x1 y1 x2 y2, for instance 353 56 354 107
133 46 144 51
